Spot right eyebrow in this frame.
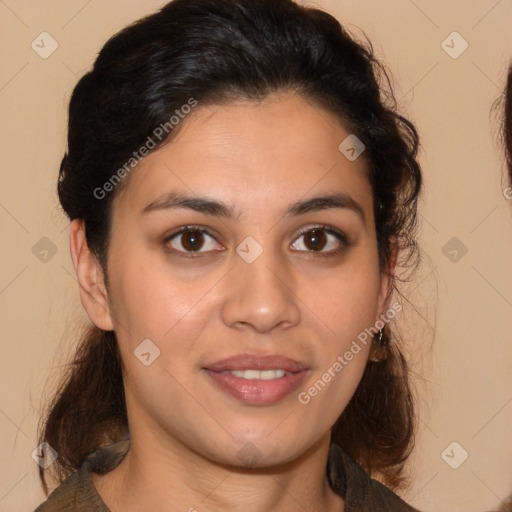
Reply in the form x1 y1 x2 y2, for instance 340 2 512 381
142 191 238 218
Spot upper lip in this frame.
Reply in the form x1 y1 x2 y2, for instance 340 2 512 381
203 354 309 372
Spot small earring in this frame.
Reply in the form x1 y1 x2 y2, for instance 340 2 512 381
368 329 388 362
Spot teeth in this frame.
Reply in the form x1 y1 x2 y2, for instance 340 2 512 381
228 369 286 380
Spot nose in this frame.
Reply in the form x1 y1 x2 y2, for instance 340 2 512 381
220 246 301 334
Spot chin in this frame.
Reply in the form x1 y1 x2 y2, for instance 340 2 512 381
206 432 320 470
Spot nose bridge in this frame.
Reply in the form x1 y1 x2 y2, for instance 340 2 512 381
220 241 301 332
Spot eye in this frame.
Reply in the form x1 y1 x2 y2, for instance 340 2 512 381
290 225 347 255
165 226 223 255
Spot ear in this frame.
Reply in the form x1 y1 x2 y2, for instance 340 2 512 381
69 219 114 331
376 237 398 317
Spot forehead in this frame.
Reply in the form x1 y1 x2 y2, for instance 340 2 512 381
113 91 372 218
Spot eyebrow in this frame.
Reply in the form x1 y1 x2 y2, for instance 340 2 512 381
142 191 366 224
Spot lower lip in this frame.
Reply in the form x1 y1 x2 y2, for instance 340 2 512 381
203 369 309 405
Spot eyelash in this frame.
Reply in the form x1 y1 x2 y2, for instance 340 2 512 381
163 223 349 258
296 224 349 258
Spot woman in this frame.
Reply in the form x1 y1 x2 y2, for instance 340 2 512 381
35 0 422 510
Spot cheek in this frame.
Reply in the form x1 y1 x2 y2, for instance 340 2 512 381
293 254 382 411
307 258 382 343
107 246 223 360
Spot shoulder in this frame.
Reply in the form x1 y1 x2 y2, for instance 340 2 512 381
328 443 421 512
33 440 129 512
33 467 97 512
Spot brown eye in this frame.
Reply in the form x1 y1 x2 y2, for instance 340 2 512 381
167 227 221 254
181 229 205 251
290 226 347 255
303 229 327 251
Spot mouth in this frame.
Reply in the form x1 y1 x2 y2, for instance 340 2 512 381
203 354 309 405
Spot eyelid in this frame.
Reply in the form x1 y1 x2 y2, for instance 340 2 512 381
292 223 349 254
296 223 348 243
163 224 224 256
165 224 219 240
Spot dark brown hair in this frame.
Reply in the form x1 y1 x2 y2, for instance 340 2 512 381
504 64 512 182
39 0 422 494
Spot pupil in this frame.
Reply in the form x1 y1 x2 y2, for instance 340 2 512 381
182 230 204 251
305 229 326 251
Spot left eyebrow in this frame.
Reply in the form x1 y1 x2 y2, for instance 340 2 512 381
284 193 366 225
142 191 365 225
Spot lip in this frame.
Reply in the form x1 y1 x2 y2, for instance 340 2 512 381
204 353 309 372
203 353 309 406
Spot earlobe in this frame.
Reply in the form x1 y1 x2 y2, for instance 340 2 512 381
69 219 114 331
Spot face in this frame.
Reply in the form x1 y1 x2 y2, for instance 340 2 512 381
82 91 392 468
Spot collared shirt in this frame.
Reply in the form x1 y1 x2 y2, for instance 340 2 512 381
34 439 420 511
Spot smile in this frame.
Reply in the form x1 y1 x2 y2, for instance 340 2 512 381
222 369 287 380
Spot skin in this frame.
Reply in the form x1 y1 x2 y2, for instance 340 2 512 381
70 91 395 512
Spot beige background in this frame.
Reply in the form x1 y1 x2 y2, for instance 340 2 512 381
1 1 512 511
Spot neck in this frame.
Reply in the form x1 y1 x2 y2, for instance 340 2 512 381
92 428 344 512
